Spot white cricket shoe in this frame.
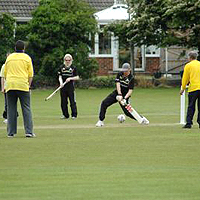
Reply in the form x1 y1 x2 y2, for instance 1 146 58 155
3 119 8 124
96 120 104 127
141 117 149 125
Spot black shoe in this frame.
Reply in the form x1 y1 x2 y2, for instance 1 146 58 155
7 134 14 138
26 133 36 138
183 124 192 129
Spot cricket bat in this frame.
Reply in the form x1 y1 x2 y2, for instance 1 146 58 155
120 99 149 124
125 104 144 124
45 82 67 101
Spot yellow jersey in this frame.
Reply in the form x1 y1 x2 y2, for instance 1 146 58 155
4 52 34 92
182 60 200 92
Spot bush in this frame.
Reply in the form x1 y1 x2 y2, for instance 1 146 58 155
135 75 154 88
75 76 116 89
33 74 159 89
32 75 58 88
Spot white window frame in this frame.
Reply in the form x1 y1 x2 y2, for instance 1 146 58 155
89 23 115 58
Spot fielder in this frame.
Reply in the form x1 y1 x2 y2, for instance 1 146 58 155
96 63 148 127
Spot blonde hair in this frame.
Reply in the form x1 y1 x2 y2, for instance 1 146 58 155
63 54 73 65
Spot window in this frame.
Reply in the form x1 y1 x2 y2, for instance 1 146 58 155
90 33 95 54
99 32 111 54
145 45 160 57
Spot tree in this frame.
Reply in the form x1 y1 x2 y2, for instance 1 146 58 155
17 0 98 80
107 0 200 57
0 13 15 66
166 0 200 57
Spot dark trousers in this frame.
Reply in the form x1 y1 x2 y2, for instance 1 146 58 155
99 90 136 121
7 90 33 136
2 93 7 119
186 90 200 125
60 87 77 118
2 93 19 119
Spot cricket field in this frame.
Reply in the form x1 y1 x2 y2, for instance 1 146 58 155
0 88 200 200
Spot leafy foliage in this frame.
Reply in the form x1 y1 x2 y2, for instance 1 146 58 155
0 13 15 66
107 0 200 56
16 0 98 80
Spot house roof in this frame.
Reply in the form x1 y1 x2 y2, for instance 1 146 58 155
86 0 114 12
0 0 114 21
0 0 39 21
95 4 128 23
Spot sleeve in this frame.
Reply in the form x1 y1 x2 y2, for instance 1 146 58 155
58 65 62 76
128 77 135 89
181 64 190 90
4 63 7 78
0 64 5 77
115 72 121 83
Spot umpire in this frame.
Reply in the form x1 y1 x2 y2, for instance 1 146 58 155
180 51 200 128
96 63 135 127
58 54 79 119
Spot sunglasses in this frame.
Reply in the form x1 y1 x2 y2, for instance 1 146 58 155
65 59 71 61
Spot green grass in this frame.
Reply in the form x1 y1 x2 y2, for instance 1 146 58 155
0 87 200 200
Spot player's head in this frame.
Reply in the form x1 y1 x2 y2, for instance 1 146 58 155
64 54 73 67
15 40 25 52
188 51 198 61
122 63 131 76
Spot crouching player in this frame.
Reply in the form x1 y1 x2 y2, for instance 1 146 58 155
96 63 136 127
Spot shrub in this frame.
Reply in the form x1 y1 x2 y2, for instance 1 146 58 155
135 75 154 88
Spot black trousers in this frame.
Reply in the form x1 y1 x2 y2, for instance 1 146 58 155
99 90 136 121
60 86 77 118
186 90 200 125
2 93 7 119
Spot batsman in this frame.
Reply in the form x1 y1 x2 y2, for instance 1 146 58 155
96 63 148 127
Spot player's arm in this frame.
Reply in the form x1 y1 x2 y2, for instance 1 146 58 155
28 77 33 88
59 75 64 87
116 82 122 95
1 64 5 93
65 75 80 83
1 77 4 93
180 66 189 95
124 89 133 99
115 82 123 102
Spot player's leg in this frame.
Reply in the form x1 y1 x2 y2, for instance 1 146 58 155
185 91 198 128
18 91 34 136
68 89 77 118
7 90 18 136
196 91 200 127
2 93 7 123
96 91 118 127
60 87 69 118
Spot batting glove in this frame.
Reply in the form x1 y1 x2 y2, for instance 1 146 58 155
116 95 123 102
120 99 127 106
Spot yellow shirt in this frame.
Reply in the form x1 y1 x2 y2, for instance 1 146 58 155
0 64 6 88
182 60 200 92
0 64 5 77
4 52 34 92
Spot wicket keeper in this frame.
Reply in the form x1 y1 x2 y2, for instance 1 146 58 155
96 63 135 127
